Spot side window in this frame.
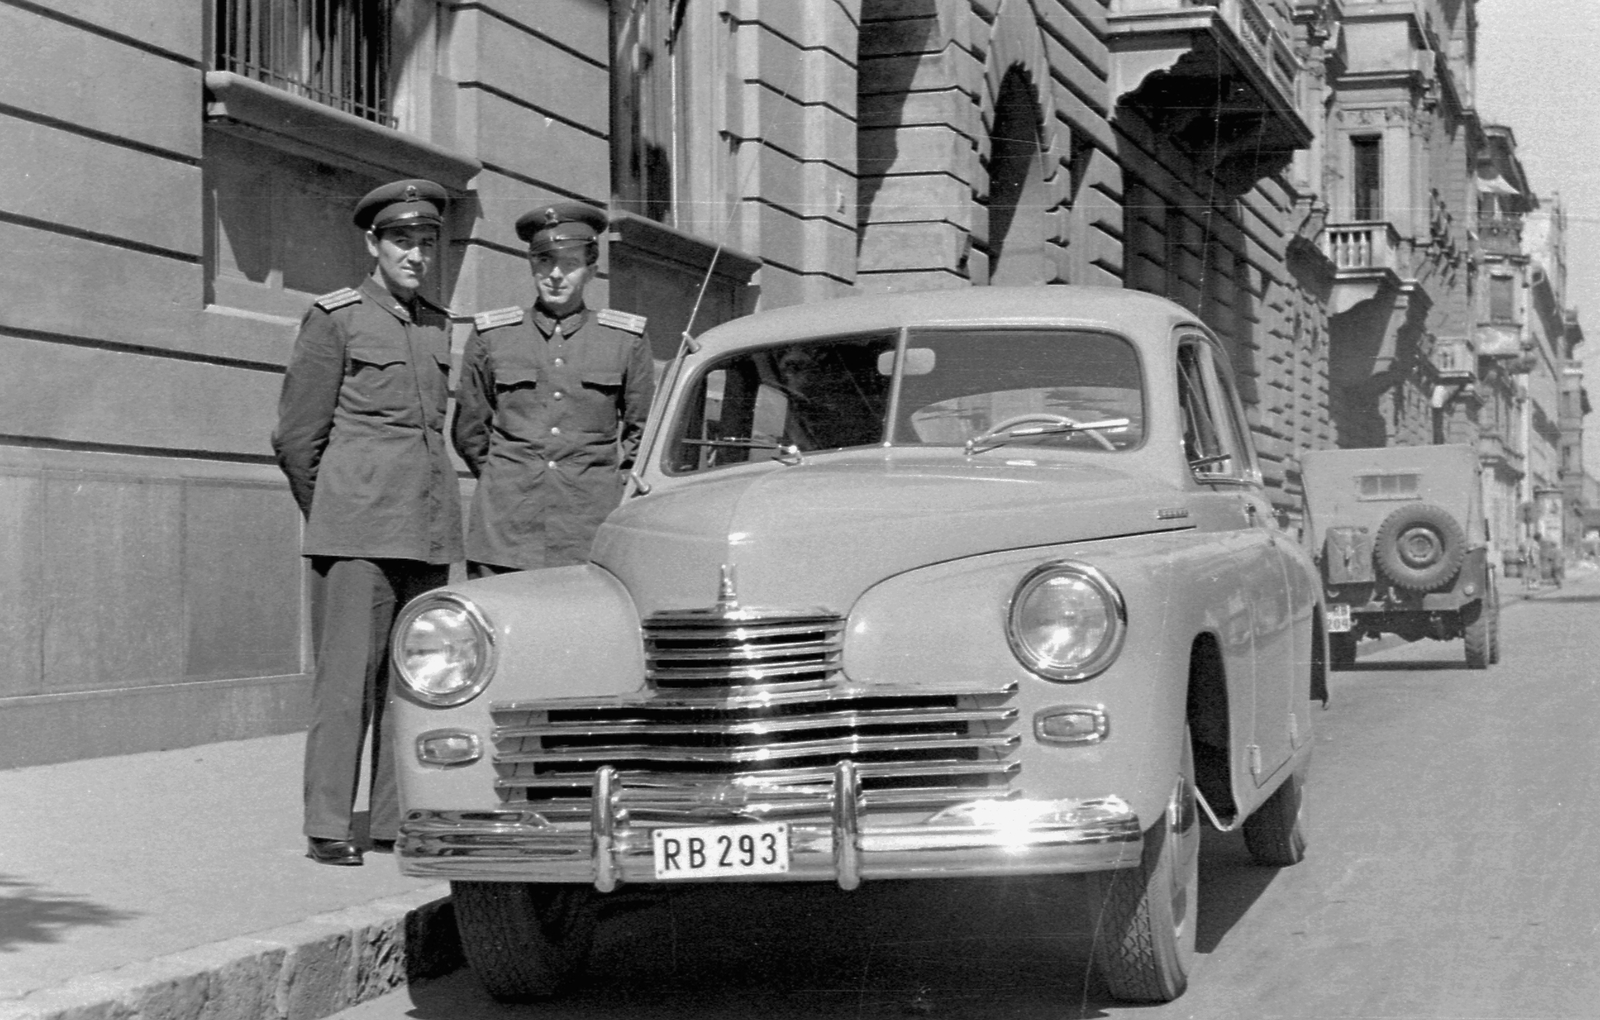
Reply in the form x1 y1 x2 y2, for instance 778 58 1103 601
1176 342 1230 478
1204 345 1264 485
1176 338 1256 483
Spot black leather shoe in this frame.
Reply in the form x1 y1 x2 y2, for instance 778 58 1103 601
306 837 364 866
369 838 396 854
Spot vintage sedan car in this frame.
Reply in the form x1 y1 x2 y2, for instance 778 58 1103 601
388 286 1325 1003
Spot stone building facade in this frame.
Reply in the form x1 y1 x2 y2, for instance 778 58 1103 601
0 0 1582 766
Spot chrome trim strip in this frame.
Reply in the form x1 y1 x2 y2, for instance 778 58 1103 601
497 706 1018 741
492 682 1019 715
489 764 1024 796
495 732 1019 767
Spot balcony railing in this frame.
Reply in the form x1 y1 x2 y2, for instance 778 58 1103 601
213 0 396 127
1322 221 1404 274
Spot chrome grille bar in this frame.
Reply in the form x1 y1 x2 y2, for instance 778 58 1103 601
643 610 845 688
499 732 1019 767
496 706 1017 740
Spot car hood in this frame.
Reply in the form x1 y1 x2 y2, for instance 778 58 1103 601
593 451 1191 615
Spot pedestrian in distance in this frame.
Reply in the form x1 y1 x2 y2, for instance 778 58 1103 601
452 202 655 578
271 179 462 867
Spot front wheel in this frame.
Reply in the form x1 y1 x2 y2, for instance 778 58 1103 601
452 882 598 1001
1086 735 1199 1002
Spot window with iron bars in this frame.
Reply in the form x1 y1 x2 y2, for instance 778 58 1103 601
214 0 397 127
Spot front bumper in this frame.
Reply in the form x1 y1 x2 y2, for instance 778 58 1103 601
398 762 1143 889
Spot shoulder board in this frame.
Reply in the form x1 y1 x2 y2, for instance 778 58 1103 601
596 308 648 335
473 306 525 332
313 288 363 312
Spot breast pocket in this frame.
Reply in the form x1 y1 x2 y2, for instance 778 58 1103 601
344 339 412 417
495 365 540 392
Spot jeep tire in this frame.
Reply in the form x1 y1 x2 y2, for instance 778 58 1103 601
1374 502 1468 591
1463 601 1490 670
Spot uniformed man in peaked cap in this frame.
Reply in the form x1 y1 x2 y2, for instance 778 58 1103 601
452 201 655 576
271 178 462 866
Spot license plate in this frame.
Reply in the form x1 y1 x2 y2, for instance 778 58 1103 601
651 822 790 879
1327 603 1352 633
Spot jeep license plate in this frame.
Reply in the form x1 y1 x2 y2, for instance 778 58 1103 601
1327 603 1352 633
652 823 790 879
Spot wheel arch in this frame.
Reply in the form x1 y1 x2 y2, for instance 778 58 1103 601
1185 632 1237 822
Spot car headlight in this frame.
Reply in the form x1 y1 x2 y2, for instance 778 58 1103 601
391 594 496 706
1006 561 1126 681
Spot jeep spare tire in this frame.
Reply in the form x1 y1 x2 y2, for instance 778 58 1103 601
1373 502 1467 591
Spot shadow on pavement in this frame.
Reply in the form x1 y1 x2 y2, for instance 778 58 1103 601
409 879 1125 1019
1355 659 1471 671
1195 827 1279 954
0 875 138 951
403 835 1290 1020
1525 592 1600 605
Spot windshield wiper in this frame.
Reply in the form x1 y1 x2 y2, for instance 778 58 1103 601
680 437 804 465
965 418 1131 455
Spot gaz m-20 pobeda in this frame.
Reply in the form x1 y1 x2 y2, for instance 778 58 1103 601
387 286 1326 1003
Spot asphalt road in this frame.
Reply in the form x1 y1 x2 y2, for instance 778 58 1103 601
333 570 1600 1020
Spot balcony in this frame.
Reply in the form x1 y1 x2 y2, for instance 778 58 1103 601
1431 336 1476 382
1321 221 1411 314
1478 216 1523 257
1109 0 1311 195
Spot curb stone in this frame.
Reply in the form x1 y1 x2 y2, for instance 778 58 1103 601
0 888 459 1020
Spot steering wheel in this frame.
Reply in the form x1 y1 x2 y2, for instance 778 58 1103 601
983 412 1117 451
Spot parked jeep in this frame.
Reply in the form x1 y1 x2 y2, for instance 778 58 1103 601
389 286 1324 1004
1300 444 1499 669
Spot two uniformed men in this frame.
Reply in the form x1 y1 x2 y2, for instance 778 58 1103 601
453 202 655 576
272 179 461 867
272 185 653 865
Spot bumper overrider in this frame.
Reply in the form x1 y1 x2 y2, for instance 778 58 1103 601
399 761 1143 889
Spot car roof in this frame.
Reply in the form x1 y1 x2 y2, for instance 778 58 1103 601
690 285 1206 353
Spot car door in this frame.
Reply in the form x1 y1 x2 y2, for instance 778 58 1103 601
1177 337 1296 784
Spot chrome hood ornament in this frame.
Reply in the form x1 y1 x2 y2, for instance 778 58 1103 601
716 564 739 611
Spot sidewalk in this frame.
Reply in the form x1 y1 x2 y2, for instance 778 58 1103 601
0 733 458 1020
1514 556 1599 600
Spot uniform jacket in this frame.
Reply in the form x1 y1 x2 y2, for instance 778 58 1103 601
452 303 655 570
272 277 463 564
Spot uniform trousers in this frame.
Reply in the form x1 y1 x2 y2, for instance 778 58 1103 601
303 556 448 841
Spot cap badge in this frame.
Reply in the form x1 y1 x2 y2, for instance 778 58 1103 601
403 185 419 202
543 207 561 226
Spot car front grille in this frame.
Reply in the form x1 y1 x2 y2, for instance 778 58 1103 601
488 608 1021 821
643 608 845 689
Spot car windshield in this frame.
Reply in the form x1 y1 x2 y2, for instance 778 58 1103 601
666 327 1144 473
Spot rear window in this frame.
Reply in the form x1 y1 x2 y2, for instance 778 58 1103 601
1356 473 1420 500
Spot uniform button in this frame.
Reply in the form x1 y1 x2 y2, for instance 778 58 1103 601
547 461 558 469
553 357 564 366
553 391 563 400
551 427 561 435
